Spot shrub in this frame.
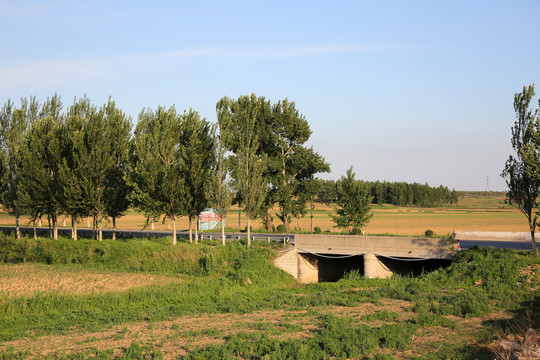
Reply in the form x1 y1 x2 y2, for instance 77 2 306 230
314 226 322 234
276 224 286 233
425 229 434 237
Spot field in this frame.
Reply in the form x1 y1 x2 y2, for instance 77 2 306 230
0 194 530 236
0 235 538 359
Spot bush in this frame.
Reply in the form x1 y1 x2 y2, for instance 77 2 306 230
276 224 286 233
425 229 434 237
314 226 322 234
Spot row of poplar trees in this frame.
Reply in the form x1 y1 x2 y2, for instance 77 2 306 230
0 94 329 246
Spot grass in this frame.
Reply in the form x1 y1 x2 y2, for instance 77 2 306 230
0 232 538 359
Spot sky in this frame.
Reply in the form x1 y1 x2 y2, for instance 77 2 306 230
1 0 539 191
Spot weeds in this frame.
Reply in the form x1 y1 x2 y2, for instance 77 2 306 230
0 233 538 359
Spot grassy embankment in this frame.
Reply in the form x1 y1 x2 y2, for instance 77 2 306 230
0 233 538 359
0 194 530 237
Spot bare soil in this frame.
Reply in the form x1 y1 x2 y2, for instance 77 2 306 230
0 263 182 297
0 299 506 359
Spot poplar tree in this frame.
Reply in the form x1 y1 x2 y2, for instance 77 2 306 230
59 96 95 240
130 106 185 245
220 95 268 246
103 99 132 241
268 99 330 230
0 99 33 239
502 84 540 256
179 109 216 244
18 94 64 240
211 99 234 245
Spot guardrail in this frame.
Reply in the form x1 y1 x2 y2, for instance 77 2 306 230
0 226 292 245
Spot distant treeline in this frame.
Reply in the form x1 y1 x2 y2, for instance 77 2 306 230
317 180 458 207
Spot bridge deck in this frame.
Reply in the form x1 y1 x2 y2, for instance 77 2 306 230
294 234 455 259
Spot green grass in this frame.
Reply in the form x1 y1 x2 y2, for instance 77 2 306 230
0 233 538 359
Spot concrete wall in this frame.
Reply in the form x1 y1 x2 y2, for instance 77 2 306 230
273 248 318 283
454 231 530 241
295 234 455 259
364 253 392 279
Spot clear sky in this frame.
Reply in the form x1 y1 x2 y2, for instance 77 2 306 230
1 0 539 191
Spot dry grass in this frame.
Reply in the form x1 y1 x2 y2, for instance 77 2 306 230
0 263 182 297
0 298 505 360
486 310 540 360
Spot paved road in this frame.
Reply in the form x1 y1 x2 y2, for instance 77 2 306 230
459 239 533 251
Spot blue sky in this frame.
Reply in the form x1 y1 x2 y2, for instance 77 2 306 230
1 0 539 191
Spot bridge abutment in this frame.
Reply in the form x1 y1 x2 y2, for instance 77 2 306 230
363 253 392 279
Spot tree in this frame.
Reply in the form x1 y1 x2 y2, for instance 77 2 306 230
220 95 268 246
267 99 330 230
332 167 373 234
211 99 234 245
130 106 185 245
502 84 540 256
103 99 132 241
59 96 95 240
17 95 64 240
0 99 33 239
179 109 216 244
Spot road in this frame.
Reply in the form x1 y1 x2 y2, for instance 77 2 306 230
459 239 533 251
0 226 293 243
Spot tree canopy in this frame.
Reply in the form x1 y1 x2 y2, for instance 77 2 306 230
501 84 540 256
331 167 373 234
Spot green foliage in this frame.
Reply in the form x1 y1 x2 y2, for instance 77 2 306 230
183 314 417 360
130 106 187 244
332 166 373 234
0 237 538 359
501 84 540 256
316 179 458 207
425 229 434 237
275 224 286 233
218 94 268 244
314 226 322 234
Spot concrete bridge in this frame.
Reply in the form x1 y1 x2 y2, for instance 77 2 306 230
274 234 456 283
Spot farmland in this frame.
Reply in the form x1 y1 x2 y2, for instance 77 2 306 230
0 194 538 359
0 193 529 236
0 233 538 359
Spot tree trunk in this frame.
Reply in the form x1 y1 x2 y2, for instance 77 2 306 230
33 220 37 240
86 217 90 227
52 215 58 240
71 216 78 240
38 216 42 227
189 217 193 243
151 219 154 230
310 200 314 233
221 217 226 246
112 216 117 241
48 216 51 238
172 216 177 245
247 216 251 247
92 214 96 240
283 215 290 231
62 216 66 227
265 211 273 231
98 215 103 242
238 208 241 230
195 216 198 244
529 219 538 256
15 214 20 240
